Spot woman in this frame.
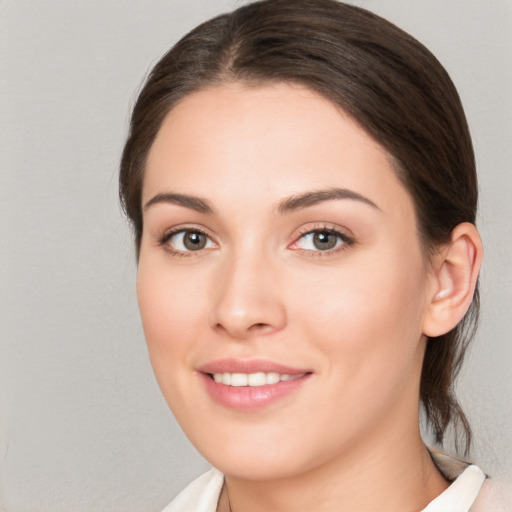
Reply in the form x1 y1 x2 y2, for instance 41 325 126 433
120 1 491 510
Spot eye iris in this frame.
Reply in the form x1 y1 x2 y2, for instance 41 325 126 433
183 232 207 250
313 231 337 250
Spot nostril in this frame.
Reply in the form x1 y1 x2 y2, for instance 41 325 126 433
248 322 271 332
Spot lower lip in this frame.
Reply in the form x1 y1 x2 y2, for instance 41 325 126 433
200 373 312 411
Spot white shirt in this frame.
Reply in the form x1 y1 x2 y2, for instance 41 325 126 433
162 453 492 512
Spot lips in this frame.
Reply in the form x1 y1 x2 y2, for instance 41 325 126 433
198 359 312 410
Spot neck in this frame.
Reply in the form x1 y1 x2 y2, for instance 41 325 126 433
221 428 448 512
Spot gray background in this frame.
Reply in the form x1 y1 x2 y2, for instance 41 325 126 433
1 1 510 511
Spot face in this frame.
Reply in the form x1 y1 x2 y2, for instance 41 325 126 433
138 83 436 481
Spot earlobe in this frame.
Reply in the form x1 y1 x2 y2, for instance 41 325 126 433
433 289 449 301
423 222 483 338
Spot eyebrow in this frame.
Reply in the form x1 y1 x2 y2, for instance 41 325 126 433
143 193 214 214
143 187 380 216
277 188 380 213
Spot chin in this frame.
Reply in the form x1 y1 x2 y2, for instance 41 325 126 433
186 420 337 482
211 452 308 482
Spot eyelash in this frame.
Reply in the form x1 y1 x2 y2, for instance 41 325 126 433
158 226 216 257
290 224 354 256
157 224 354 257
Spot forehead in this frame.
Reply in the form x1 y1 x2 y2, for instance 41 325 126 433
143 82 413 219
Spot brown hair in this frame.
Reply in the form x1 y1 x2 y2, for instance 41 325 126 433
120 0 478 454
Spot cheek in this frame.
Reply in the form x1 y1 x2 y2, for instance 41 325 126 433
293 247 428 389
136 262 207 375
296 251 425 332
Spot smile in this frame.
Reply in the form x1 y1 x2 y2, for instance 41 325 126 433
198 360 312 410
211 372 305 387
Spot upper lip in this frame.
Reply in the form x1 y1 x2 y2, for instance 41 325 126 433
197 358 311 375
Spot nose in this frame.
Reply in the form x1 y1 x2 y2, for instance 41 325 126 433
209 252 287 340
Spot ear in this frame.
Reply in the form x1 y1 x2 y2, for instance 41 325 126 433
423 222 483 337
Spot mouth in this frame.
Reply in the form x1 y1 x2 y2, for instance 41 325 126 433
198 359 313 410
208 371 307 387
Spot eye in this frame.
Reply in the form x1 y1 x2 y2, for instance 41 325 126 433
161 229 216 253
292 228 352 253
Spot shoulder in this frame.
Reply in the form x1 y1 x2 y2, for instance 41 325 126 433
161 468 224 512
428 447 510 511
471 478 511 512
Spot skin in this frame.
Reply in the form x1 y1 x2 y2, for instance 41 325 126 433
138 83 453 511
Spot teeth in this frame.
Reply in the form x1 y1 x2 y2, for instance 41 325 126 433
248 372 265 386
212 372 303 387
230 373 247 387
265 372 280 385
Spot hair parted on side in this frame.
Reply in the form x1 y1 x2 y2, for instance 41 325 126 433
120 0 478 454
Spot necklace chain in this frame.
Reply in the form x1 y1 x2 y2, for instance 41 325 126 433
224 479 233 512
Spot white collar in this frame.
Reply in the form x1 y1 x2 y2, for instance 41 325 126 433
421 464 486 511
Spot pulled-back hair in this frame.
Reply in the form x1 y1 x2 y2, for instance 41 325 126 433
120 0 478 454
